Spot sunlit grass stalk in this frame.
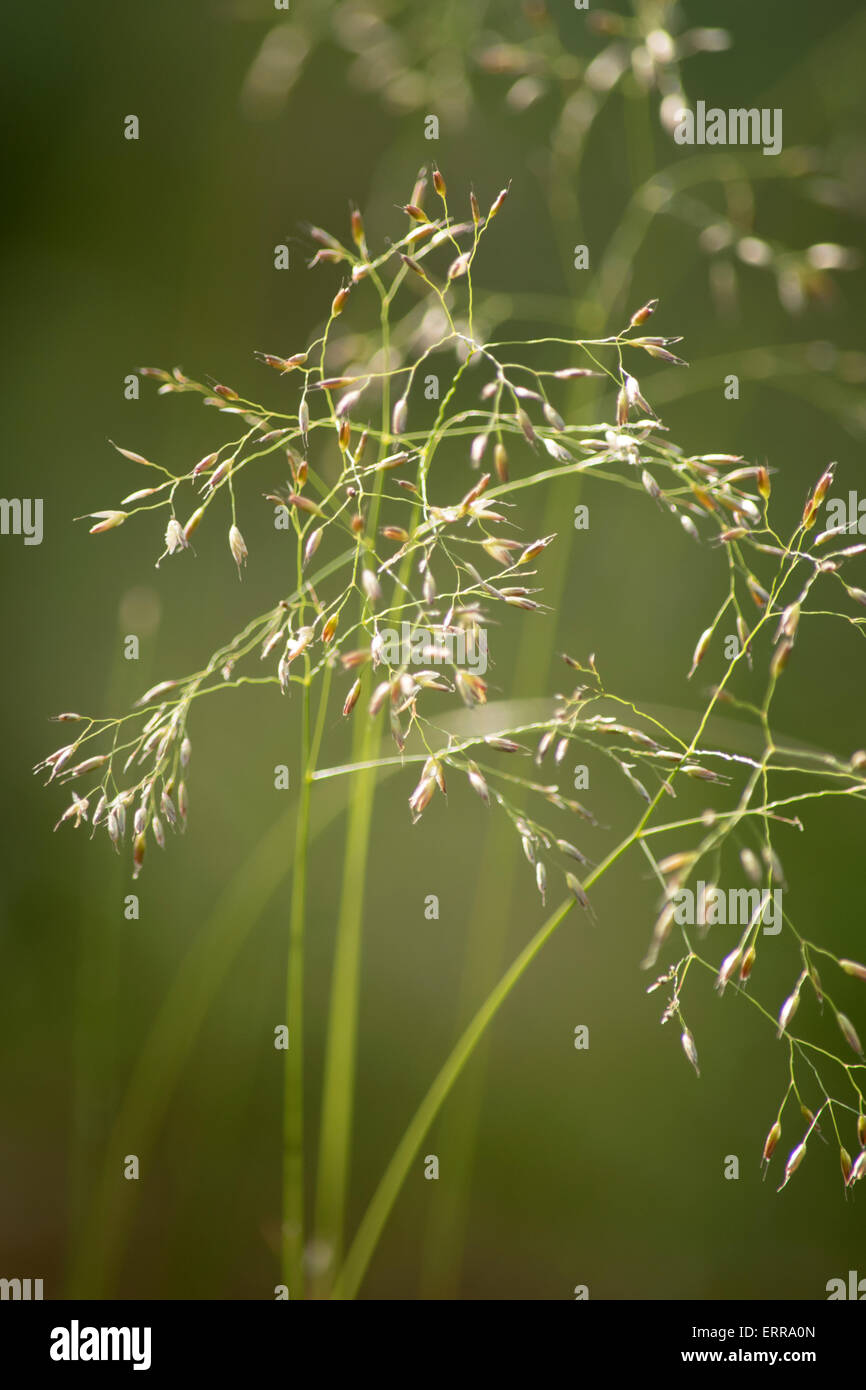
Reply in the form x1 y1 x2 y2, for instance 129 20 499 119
281 677 312 1296
312 271 394 1294
333 894 576 1299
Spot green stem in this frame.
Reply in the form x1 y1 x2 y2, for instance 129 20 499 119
281 680 312 1296
312 269 393 1295
311 714 380 1294
332 896 575 1300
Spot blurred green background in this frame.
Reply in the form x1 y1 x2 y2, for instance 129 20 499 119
2 0 865 1299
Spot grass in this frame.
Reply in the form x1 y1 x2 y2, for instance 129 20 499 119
37 8 866 1297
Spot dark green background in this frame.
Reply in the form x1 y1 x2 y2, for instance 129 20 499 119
1 0 865 1298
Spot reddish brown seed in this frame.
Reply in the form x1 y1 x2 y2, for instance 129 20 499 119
342 678 361 718
762 1120 782 1165
488 185 510 218
770 639 793 679
331 285 351 316
432 168 446 198
628 298 658 327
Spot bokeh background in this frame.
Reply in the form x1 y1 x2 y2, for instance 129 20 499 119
2 0 865 1299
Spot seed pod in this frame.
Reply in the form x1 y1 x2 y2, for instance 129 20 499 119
228 524 248 570
163 517 186 553
739 945 756 981
535 861 547 903
836 1012 863 1056
565 872 592 913
641 469 661 501
740 848 762 884
493 442 509 482
285 627 314 665
331 285 351 317
381 526 409 544
535 729 555 764
182 505 206 542
408 776 435 821
850 1150 866 1186
716 947 742 993
543 402 565 430
770 638 793 679
779 1140 806 1189
556 839 589 865
776 991 799 1038
757 466 771 499
298 398 309 441
488 185 510 218
689 626 713 678
762 1120 782 1166
466 763 490 805
303 528 323 568
680 1028 700 1076
447 252 471 280
132 832 146 879
471 433 488 464
814 464 835 506
432 167 446 198
841 1146 853 1183
368 681 392 717
342 677 361 718
400 253 426 279
628 298 658 328
322 614 338 644
151 815 165 849
361 569 382 604
470 190 481 226
180 737 191 768
455 670 487 706
178 782 189 824
392 398 408 435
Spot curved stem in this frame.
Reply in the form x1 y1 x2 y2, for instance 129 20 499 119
332 895 575 1300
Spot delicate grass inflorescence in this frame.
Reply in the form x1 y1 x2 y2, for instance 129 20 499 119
39 175 866 1296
